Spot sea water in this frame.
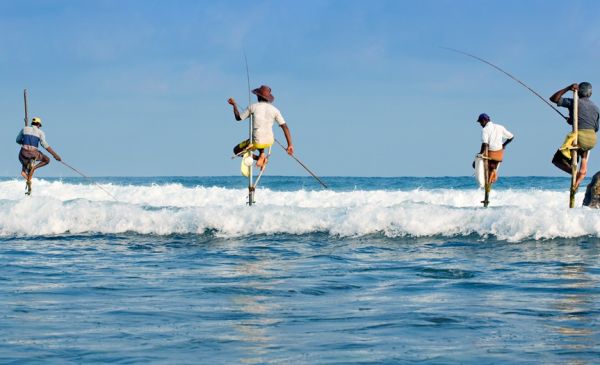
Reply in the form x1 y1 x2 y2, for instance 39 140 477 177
0 176 599 364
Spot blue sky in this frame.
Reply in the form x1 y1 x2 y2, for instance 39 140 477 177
1 0 599 177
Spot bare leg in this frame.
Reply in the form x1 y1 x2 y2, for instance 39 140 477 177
256 149 267 168
575 151 589 189
488 161 499 184
26 156 50 181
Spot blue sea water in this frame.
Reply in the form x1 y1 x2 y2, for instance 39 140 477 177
1 176 599 364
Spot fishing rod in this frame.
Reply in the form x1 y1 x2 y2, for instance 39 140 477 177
275 139 328 189
443 47 568 120
60 161 118 201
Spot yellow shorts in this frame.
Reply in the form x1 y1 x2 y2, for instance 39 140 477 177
234 139 273 155
253 141 273 149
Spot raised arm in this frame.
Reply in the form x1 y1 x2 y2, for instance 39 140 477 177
227 98 242 121
550 83 578 104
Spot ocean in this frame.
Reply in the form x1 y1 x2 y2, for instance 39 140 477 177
1 176 599 364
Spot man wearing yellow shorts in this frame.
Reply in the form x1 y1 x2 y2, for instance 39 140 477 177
550 82 599 189
228 85 293 169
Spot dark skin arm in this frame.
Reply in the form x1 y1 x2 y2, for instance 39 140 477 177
227 98 242 121
502 137 514 149
479 143 488 155
550 83 578 104
479 137 513 154
280 124 294 155
46 146 61 161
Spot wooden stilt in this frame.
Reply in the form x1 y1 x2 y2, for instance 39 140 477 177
569 90 579 208
244 55 255 206
23 89 29 126
248 112 255 206
482 146 490 208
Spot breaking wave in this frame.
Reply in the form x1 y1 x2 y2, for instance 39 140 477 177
0 179 599 241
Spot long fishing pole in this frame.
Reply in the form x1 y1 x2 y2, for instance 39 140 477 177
443 47 568 120
275 139 328 189
60 161 118 201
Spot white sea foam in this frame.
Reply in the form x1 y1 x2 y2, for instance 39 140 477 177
1 179 599 241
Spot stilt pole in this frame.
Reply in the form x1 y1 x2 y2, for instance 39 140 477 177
570 90 579 208
248 113 255 206
244 54 254 206
24 89 29 126
482 145 490 208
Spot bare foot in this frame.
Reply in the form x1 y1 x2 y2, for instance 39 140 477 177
574 172 586 190
256 155 268 168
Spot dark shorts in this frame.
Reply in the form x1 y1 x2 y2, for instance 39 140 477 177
19 148 48 171
233 139 252 155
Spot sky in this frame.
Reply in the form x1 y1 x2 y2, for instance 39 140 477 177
1 0 599 177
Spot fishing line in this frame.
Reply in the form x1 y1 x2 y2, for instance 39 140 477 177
443 47 568 120
60 161 119 201
274 139 328 189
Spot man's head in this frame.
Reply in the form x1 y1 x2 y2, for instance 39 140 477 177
477 113 490 126
31 117 42 127
579 82 592 98
252 85 274 102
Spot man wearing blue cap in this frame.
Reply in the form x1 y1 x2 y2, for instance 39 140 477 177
476 113 514 184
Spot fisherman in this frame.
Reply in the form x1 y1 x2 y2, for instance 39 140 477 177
549 82 599 189
228 85 294 168
16 117 61 183
475 113 514 184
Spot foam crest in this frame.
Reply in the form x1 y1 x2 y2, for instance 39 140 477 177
0 179 598 241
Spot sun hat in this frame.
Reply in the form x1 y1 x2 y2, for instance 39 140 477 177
252 85 274 102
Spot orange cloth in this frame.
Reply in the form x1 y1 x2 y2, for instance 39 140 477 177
487 149 504 162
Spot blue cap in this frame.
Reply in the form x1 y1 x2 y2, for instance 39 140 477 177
477 113 490 122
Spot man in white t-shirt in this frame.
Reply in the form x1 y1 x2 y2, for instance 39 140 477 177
476 113 514 184
228 85 294 168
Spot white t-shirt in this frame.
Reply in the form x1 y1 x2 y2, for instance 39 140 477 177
239 102 286 145
482 122 513 151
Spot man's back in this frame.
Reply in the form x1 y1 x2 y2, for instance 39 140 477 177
558 97 600 131
241 102 287 145
17 125 49 149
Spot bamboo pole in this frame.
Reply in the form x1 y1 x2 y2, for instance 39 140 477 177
244 54 255 206
248 114 255 205
482 145 490 208
569 90 579 208
23 89 29 126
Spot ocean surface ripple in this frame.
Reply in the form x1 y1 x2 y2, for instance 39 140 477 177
1 177 599 364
